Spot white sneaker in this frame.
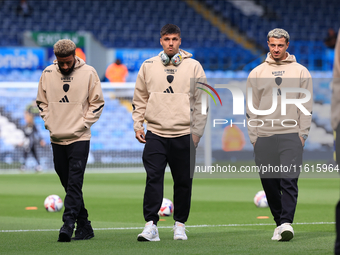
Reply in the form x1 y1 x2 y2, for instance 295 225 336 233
173 221 187 240
137 221 160 241
278 223 294 241
271 226 281 240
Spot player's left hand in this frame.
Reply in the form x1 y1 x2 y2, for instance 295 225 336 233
192 134 200 148
135 130 146 143
300 136 305 147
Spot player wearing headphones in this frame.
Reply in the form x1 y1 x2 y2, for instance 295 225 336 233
132 24 207 241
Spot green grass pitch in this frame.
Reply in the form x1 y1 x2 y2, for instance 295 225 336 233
0 172 338 254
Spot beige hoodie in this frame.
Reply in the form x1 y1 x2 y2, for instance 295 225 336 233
132 49 207 138
36 56 105 145
331 28 340 130
246 52 313 144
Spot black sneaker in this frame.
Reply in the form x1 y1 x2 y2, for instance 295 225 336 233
71 221 94 240
58 223 74 242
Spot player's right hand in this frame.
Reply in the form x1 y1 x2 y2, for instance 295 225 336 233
135 130 146 143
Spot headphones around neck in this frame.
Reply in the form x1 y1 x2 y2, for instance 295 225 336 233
160 51 183 66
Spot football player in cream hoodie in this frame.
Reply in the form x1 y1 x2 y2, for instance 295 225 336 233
36 39 104 242
246 28 313 242
132 24 207 241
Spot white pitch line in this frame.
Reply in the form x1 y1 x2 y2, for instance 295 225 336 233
1 229 59 233
0 222 335 233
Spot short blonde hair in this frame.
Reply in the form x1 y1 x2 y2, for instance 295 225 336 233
267 28 290 43
53 39 76 57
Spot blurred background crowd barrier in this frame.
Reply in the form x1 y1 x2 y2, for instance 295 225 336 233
0 0 338 170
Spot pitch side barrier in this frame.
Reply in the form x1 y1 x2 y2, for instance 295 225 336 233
0 82 145 172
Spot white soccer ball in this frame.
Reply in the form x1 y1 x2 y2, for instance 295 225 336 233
254 190 268 208
158 198 174 217
44 195 63 212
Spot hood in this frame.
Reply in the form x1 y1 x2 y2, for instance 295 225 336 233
178 49 192 59
265 52 296 65
53 56 86 73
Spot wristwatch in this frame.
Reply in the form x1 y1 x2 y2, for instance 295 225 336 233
301 135 308 140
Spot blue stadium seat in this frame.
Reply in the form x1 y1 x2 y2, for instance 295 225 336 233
0 0 337 74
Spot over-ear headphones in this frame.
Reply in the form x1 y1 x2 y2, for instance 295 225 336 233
160 51 183 66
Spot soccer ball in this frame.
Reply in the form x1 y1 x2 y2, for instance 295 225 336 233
44 195 63 212
254 190 268 208
158 198 173 217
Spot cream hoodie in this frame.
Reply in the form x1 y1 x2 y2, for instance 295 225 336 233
246 52 313 144
36 56 104 145
132 49 207 138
